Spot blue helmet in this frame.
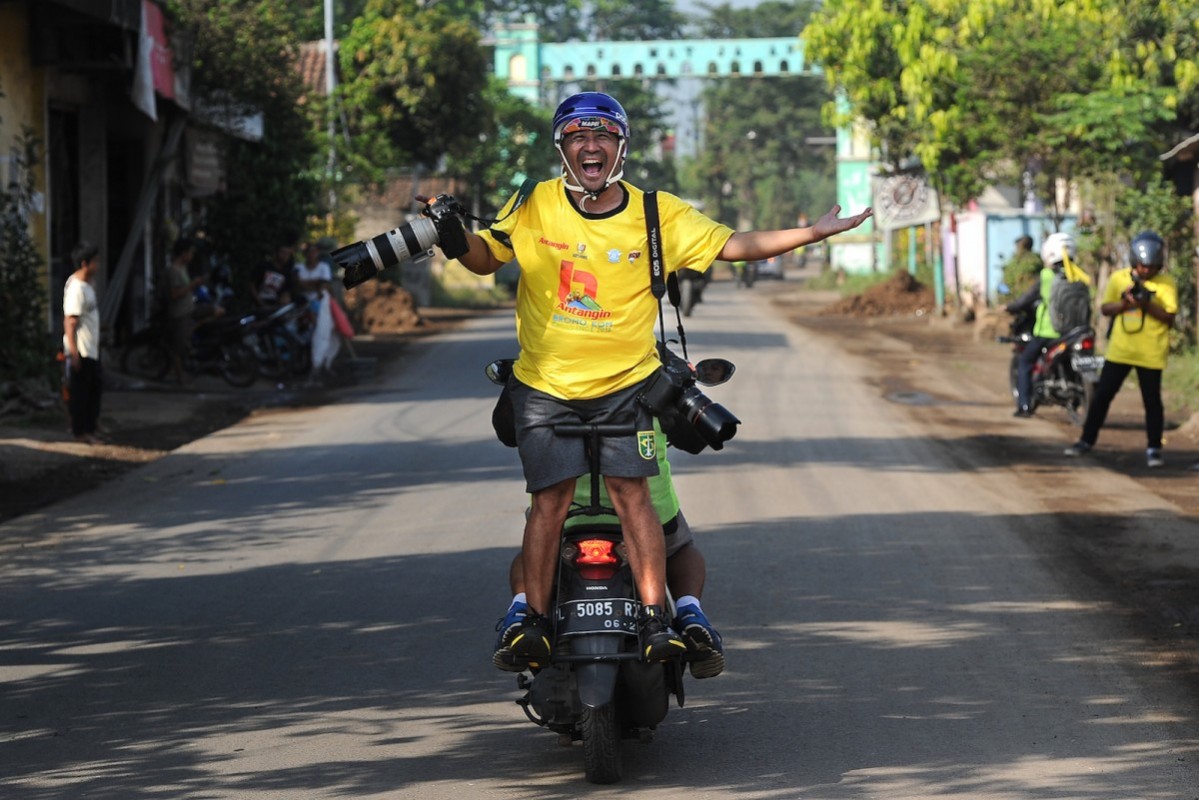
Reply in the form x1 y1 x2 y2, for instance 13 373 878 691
552 92 630 144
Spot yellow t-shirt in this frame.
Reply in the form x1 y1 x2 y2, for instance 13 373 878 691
479 179 734 399
1102 268 1177 370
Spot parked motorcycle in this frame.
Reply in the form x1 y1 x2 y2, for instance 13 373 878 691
121 312 260 388
246 302 312 380
485 352 736 784
998 310 1101 425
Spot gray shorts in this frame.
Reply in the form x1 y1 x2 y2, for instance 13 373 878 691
663 510 694 557
508 375 660 493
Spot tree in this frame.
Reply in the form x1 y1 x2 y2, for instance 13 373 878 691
0 128 50 385
589 0 683 41
687 1 834 230
336 0 490 177
443 78 558 217
803 0 1197 210
168 0 321 288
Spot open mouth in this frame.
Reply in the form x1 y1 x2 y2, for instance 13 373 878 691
581 158 604 178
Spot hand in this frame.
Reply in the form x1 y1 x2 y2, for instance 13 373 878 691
810 204 874 240
69 352 81 371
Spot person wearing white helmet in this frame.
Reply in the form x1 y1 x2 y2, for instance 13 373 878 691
442 90 872 673
1065 231 1177 467
1004 232 1076 417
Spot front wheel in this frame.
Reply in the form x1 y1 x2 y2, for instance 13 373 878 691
219 342 259 388
680 278 696 317
581 704 622 784
121 341 171 381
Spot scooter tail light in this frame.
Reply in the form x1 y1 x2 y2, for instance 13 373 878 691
575 539 619 580
576 539 617 565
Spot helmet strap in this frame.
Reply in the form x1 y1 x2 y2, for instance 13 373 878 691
556 139 627 205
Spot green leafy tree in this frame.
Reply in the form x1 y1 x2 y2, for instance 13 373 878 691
688 1 833 230
336 0 490 177
804 0 1196 209
168 0 321 292
589 0 683 40
0 128 51 384
444 78 558 216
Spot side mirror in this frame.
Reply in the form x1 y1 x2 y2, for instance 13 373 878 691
485 359 514 386
693 358 735 386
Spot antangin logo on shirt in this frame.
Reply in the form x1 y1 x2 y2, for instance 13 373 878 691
556 262 612 320
540 237 568 251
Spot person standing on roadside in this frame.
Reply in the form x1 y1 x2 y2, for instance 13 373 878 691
63 241 103 443
1064 231 1177 467
165 237 202 385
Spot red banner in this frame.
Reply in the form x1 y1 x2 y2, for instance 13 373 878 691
144 1 175 100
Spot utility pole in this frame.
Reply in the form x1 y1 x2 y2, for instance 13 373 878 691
324 0 336 219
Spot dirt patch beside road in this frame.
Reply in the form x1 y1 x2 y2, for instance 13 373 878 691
773 282 1199 664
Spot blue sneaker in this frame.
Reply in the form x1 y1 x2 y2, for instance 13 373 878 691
675 603 725 679
492 600 528 672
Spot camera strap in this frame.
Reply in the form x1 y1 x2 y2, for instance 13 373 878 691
643 191 689 360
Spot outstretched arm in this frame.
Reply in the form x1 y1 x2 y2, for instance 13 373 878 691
718 205 873 262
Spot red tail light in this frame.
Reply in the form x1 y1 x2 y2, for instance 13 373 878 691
576 539 617 565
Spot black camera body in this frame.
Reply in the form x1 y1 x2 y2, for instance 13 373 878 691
336 194 469 290
639 347 740 454
1129 277 1155 304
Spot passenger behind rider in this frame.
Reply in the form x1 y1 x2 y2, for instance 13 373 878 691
444 91 871 673
493 422 724 679
1064 231 1177 467
1001 234 1043 299
1006 232 1072 418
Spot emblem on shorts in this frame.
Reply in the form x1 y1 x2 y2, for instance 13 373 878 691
637 431 656 460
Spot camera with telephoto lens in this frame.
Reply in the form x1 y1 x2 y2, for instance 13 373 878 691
639 346 740 455
335 194 468 290
1129 277 1155 304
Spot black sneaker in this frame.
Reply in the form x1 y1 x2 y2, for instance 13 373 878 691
491 600 529 672
638 605 688 663
501 613 553 670
1063 440 1092 457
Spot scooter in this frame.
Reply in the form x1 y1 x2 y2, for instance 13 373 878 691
485 353 736 784
675 267 711 317
121 311 260 388
999 310 1101 425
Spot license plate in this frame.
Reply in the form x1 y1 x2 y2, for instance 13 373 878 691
1071 354 1103 373
557 598 639 636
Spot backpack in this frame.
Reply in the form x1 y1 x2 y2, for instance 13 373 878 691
1048 277 1090 332
1047 256 1092 333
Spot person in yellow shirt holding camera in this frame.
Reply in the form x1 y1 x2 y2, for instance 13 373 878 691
1064 231 1177 467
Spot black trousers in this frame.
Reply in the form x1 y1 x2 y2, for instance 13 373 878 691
1080 360 1163 449
68 357 103 437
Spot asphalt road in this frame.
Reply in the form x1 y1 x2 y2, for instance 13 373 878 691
3 279 1198 799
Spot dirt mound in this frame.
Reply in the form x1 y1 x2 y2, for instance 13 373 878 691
344 281 425 333
820 271 937 317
